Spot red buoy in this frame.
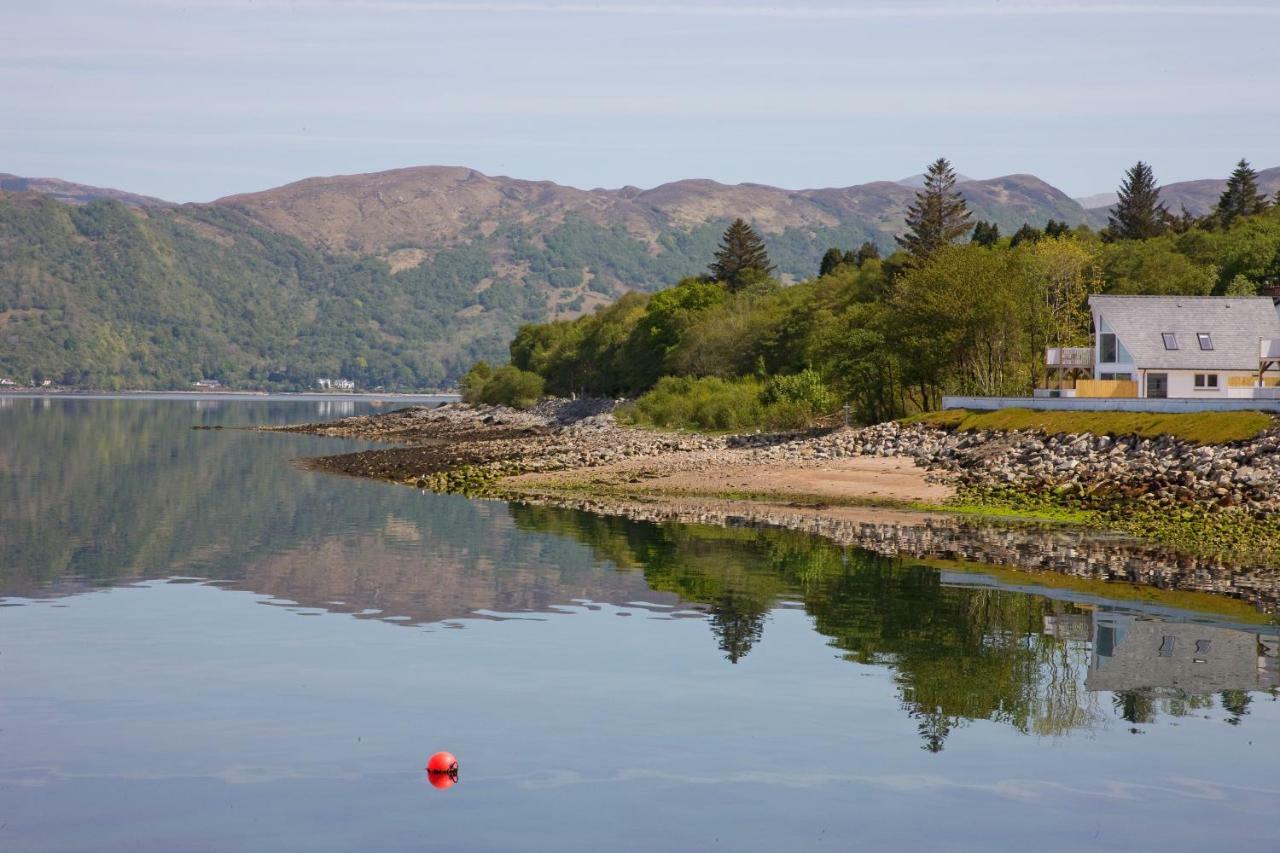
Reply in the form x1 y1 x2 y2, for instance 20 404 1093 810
428 771 457 790
427 751 458 775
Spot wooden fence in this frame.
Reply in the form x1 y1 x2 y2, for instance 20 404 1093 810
1074 379 1139 398
1228 376 1280 388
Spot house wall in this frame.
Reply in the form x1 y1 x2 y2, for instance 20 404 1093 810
1144 369 1259 399
942 396 1280 413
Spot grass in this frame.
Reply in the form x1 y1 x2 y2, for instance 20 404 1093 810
903 407 1274 445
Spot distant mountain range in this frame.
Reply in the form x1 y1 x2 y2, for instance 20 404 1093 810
210 166 1088 280
1 163 1277 390
0 173 168 208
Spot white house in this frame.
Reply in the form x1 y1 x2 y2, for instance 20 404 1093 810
1046 295 1280 399
316 377 356 391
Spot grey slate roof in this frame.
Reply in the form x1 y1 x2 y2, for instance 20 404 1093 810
1090 295 1280 370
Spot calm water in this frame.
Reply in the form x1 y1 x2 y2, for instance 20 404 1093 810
1 398 1277 853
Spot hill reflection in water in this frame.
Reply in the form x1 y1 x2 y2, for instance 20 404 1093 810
1 396 1277 753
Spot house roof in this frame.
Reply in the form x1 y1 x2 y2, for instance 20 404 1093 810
1090 295 1280 370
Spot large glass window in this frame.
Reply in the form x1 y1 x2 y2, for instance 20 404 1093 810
1099 333 1118 363
1194 374 1219 389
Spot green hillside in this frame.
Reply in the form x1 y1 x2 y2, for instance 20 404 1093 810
0 193 550 389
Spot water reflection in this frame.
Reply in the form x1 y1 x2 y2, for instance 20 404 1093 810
1 397 1277 758
315 400 356 418
505 504 1279 749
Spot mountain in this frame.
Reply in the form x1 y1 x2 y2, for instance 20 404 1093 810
1158 166 1280 216
2 162 1268 391
0 191 532 389
215 166 1087 274
897 172 975 188
1074 192 1118 210
0 173 168 208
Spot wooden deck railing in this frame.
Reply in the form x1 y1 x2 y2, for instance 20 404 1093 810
1045 346 1093 367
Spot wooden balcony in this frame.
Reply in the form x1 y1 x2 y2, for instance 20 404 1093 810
1045 347 1093 368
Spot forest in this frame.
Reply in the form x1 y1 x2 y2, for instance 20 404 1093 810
465 159 1280 429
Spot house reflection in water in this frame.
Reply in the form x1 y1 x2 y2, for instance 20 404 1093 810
1077 612 1280 694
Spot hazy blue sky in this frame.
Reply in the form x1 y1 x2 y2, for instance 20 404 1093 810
4 0 1278 201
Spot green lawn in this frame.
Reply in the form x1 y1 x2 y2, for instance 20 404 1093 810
903 407 1275 445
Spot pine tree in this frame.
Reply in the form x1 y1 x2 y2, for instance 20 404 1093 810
970 220 1000 247
1106 161 1169 240
896 158 972 260
819 247 845 277
1214 158 1269 227
1044 219 1071 239
1009 223 1042 248
855 241 881 266
709 219 774 290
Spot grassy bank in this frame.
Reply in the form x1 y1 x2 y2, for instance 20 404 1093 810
904 407 1274 445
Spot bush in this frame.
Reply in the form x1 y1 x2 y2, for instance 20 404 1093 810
617 374 828 432
761 369 837 414
618 376 765 431
462 363 545 409
459 360 493 401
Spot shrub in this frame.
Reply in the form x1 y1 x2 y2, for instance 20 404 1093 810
618 376 765 431
761 369 837 414
459 360 493 402
617 373 830 432
462 363 545 409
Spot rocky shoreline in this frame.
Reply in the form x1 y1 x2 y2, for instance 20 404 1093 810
273 399 1280 607
280 398 1280 513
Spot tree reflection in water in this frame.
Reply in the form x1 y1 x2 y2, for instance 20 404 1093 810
3 399 1276 755
510 504 1279 752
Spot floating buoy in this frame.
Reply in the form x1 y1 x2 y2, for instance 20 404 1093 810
428 771 457 790
427 751 458 776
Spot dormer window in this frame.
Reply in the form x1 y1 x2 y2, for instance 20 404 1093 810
1197 333 1213 351
1162 332 1179 350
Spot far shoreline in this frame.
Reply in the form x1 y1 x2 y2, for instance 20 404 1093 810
0 389 461 404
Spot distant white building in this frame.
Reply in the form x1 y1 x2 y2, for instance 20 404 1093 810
192 379 222 390
316 377 356 391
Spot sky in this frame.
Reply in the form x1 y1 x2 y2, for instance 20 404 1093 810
3 0 1279 202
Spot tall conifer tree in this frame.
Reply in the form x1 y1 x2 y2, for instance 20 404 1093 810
896 158 972 260
1106 161 1169 240
1214 158 1269 227
709 219 774 290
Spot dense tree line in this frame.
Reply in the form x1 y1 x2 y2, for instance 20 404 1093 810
477 157 1280 424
